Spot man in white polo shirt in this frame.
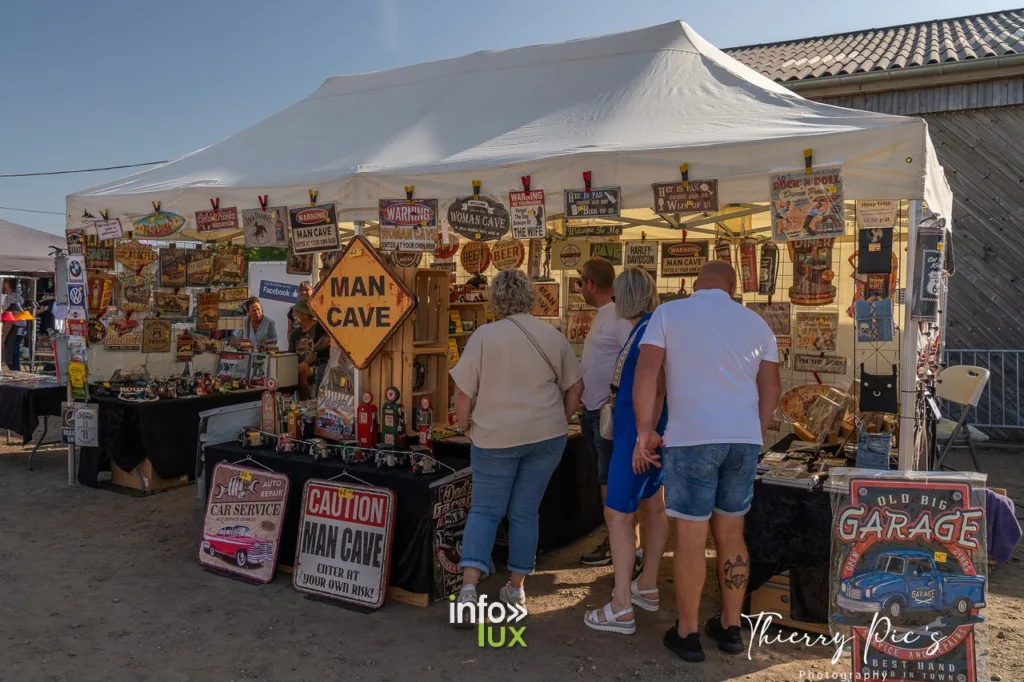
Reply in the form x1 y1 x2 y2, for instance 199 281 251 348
633 260 781 664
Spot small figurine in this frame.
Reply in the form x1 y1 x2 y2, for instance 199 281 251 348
244 427 264 448
287 401 302 439
379 386 406 449
414 397 433 454
411 453 437 475
356 392 379 448
277 435 296 453
308 438 328 460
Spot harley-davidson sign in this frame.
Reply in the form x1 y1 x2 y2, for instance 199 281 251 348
290 203 340 254
379 199 439 252
446 195 510 242
660 240 708 276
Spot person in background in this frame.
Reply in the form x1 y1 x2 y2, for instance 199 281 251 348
2 279 26 371
288 299 329 401
35 281 56 337
576 259 637 571
584 267 669 636
286 281 313 338
450 269 583 618
234 296 277 348
634 260 782 663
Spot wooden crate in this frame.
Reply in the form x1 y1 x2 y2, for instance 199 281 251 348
412 270 450 351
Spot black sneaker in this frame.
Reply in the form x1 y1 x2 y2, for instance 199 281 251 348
663 622 704 662
632 551 645 580
705 615 743 654
580 537 612 566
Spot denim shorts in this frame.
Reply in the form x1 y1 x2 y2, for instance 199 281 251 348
663 443 761 521
580 408 613 486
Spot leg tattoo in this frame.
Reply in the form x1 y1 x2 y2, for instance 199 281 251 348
723 554 748 590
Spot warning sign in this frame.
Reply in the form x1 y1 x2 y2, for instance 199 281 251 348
660 240 708 276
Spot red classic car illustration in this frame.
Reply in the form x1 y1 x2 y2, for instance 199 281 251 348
202 525 274 568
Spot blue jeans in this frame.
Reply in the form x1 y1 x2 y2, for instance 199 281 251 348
580 408 613 485
459 435 566 575
856 430 892 470
663 443 761 521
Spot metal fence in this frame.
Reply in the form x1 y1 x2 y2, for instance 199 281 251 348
943 349 1024 441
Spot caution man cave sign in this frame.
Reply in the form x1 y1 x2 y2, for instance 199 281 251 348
309 236 416 369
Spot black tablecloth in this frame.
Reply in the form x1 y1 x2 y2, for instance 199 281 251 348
78 391 262 486
0 376 64 444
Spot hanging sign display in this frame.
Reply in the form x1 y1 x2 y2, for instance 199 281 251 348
508 190 546 240
114 240 158 271
105 318 142 351
132 210 187 238
788 238 837 306
195 207 239 236
459 241 491 274
118 274 152 312
212 245 247 285
531 283 560 317
589 241 622 266
196 293 220 331
94 219 123 241
153 291 190 316
651 180 719 213
73 404 99 447
855 199 899 229
159 247 187 287
623 241 658 277
564 223 623 239
142 317 172 354
660 240 708 276
186 248 213 287
199 462 290 584
565 187 621 219
830 471 987 682
794 311 839 352
745 302 792 336
292 481 396 609
290 204 340 254
552 240 588 271
446 195 510 242
308 235 417 370
378 199 439 251
429 467 472 600
65 227 86 256
241 207 289 248
86 243 114 270
490 239 525 271
770 165 845 241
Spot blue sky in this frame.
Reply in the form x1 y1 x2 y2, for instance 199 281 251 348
0 0 1011 233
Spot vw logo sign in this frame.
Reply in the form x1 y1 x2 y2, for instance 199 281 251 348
68 285 84 306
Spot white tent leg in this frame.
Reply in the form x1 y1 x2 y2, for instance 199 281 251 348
898 200 921 471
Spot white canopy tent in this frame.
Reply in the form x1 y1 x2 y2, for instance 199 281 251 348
67 20 952 224
0 219 63 275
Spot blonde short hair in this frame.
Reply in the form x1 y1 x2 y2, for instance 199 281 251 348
614 267 659 320
488 270 536 317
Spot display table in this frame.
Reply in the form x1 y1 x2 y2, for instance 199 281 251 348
0 373 64 468
78 391 262 488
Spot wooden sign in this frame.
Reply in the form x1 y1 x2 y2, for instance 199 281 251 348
652 180 719 213
160 247 187 287
308 235 417 370
794 354 848 374
508 189 546 240
133 210 186 238
552 240 588 270
378 199 439 251
195 207 240 236
459 241 491 274
770 165 844 241
199 462 290 584
142 317 172 354
290 204 339 254
661 240 708 276
589 241 622 266
446 195 510 242
196 293 220 331
119 274 152 312
153 291 190 316
187 248 213 286
212 245 246 285
623 241 658 277
293 481 396 610
745 302 792 336
94 219 123 241
564 223 623 239
490 239 525 271
565 187 621 218
531 283 559 317
114 239 157 270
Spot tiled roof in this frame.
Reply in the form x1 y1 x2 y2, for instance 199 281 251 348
724 9 1024 83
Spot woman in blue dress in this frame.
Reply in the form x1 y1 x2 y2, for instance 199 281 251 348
585 267 669 635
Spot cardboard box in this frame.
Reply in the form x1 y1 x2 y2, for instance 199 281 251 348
111 458 190 493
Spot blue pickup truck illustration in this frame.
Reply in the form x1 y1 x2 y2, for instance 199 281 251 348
838 550 986 622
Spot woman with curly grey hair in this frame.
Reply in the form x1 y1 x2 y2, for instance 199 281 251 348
449 269 584 618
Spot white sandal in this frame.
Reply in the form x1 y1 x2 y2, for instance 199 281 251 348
584 602 636 635
630 579 659 612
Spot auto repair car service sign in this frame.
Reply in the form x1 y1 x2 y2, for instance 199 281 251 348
199 462 290 584
293 481 396 610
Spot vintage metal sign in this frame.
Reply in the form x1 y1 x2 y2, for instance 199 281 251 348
309 235 417 370
770 165 845 241
793 354 848 374
86 243 114 270
195 207 240 236
114 239 158 271
199 462 290 584
386 251 422 268
912 210 946 322
118 274 152 312
652 180 719 213
623 241 658 277
831 471 987 682
187 248 213 286
430 467 472 599
287 247 314 275
379 199 439 251
196 293 220 331
794 311 839 352
459 241 491 274
590 241 622 266
856 200 899 229
153 291 190 316
159 247 187 287
290 204 340 254
104 317 142 351
61 402 76 444
65 227 86 255
67 255 86 284
564 223 623 238
508 189 546 240
660 240 708 276
490 238 525 271
531 282 559 317
241 207 289 247
745 302 792 336
565 187 621 218
212 245 246 285
788 238 837 306
567 277 591 311
133 210 187 238
567 309 596 344
552 240 588 270
66 283 87 322
94 219 123 241
142 317 172 353
446 195 510 242
73 404 99 447
293 481 396 610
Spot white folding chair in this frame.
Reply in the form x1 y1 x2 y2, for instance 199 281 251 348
933 365 990 472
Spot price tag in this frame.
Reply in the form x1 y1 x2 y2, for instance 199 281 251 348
337 487 353 499
239 470 253 483
934 551 947 563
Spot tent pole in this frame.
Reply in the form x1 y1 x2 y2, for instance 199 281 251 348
898 200 921 470
352 222 364 412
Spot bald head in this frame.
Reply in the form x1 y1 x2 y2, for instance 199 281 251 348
693 260 737 295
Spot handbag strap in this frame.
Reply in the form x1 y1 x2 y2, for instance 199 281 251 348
506 316 558 383
610 319 649 394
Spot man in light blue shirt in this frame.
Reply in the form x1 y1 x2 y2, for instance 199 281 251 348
233 297 278 348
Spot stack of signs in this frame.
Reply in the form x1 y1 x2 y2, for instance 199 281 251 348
446 195 510 242
293 481 396 610
770 165 845 241
241 207 289 248
623 241 658 277
508 190 546 240
661 241 708 277
830 471 988 682
195 206 240 238
429 468 472 599
199 462 290 584
378 199 439 252
290 204 340 254
565 187 621 219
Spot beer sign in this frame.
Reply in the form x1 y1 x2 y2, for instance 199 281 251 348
490 239 525 271
660 240 708 276
565 187 621 218
290 204 340 254
378 199 439 251
308 235 416 369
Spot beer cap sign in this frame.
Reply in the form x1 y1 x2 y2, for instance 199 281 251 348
308 235 416 370
490 239 525 271
460 242 491 274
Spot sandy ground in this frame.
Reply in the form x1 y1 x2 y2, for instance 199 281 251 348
0 439 1020 682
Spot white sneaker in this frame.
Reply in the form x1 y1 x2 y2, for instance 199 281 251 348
454 585 478 629
499 583 526 608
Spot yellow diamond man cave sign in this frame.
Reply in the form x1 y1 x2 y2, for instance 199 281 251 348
308 235 417 369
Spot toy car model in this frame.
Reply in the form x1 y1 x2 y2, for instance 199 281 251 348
201 524 274 568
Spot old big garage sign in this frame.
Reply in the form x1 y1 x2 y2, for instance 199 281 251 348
309 235 416 369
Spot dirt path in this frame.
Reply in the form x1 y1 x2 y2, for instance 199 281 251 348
1 443 1020 682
